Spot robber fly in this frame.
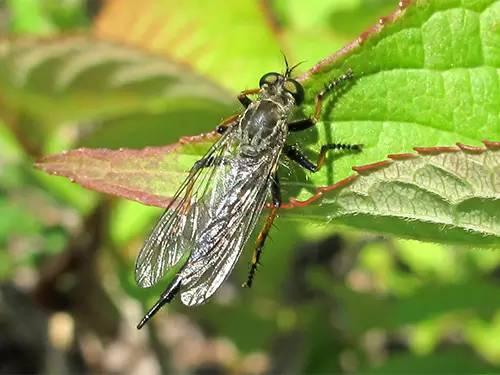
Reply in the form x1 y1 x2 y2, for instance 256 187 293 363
135 59 361 329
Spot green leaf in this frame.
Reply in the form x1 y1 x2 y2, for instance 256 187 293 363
309 276 500 335
360 349 496 374
274 0 401 64
0 36 234 149
6 0 54 34
284 143 500 244
43 0 90 30
295 0 500 190
36 141 500 244
35 133 217 208
109 200 161 247
31 0 500 243
94 0 283 91
5 0 90 34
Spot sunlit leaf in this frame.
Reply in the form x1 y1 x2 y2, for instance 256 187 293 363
0 36 233 150
285 142 500 244
81 0 500 197
6 0 54 34
36 138 500 243
94 0 283 91
294 0 500 189
35 0 500 244
35 132 217 208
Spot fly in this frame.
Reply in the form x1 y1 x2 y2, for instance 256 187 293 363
135 59 361 329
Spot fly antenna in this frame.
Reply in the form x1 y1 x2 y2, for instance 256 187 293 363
288 61 305 77
281 52 305 77
281 51 291 76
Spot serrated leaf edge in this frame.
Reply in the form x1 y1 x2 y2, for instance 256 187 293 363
282 140 500 209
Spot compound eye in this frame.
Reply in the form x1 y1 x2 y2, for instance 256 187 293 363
284 79 304 104
259 72 281 87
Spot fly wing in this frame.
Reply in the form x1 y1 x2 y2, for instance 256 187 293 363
134 127 238 288
178 140 285 306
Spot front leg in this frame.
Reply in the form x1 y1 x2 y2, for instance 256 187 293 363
215 86 260 134
238 88 260 108
216 114 239 134
288 69 354 133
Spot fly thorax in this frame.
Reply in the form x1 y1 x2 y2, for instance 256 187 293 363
241 100 287 143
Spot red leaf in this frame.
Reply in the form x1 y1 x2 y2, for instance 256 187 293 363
35 132 219 208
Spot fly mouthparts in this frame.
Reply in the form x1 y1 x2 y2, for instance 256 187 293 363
137 277 182 329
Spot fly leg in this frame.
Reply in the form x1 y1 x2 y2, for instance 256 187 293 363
216 88 259 133
284 143 362 172
243 173 281 288
192 155 227 170
238 87 260 108
137 276 182 329
215 114 239 134
286 69 360 170
187 155 227 192
137 155 228 329
288 69 354 133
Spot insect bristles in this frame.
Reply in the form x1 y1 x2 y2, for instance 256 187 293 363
134 57 359 327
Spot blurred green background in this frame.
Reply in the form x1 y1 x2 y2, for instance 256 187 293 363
1 1 500 374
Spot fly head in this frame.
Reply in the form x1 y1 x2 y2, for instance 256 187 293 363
258 71 304 107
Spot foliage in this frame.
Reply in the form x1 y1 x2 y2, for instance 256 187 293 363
0 0 499 373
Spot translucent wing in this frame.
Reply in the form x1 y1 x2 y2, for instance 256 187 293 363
178 149 280 305
134 127 238 288
135 117 287 306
